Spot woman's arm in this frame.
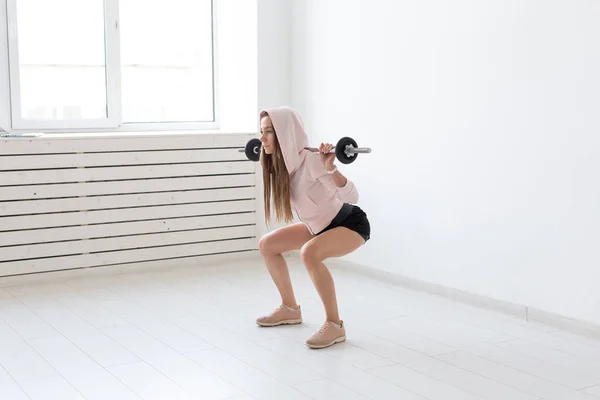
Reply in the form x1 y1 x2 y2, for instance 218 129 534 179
327 167 348 188
326 170 359 203
316 143 359 203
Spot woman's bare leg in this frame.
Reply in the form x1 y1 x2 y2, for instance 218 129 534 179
300 227 365 323
258 222 313 308
299 227 366 348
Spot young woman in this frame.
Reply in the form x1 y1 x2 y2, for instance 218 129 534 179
255 106 371 349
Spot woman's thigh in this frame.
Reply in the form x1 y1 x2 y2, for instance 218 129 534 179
259 222 314 256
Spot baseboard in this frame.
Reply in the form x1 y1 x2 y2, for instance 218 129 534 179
0 250 261 288
526 307 600 339
322 256 526 319
288 253 600 339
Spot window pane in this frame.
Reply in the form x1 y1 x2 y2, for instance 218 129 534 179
15 0 107 120
119 0 214 124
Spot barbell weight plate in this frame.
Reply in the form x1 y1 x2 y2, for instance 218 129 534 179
335 136 358 164
245 138 262 162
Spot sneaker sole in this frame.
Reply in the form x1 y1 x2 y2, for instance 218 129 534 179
256 319 302 327
306 335 346 349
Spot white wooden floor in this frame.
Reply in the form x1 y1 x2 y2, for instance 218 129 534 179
1 256 600 400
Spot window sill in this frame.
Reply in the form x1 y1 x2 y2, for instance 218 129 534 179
1 129 257 140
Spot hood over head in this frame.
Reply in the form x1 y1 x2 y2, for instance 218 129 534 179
260 106 308 174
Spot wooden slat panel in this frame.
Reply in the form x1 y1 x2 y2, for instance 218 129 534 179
0 175 256 201
0 149 249 171
0 133 259 277
0 161 254 186
0 200 255 231
0 187 255 216
0 225 255 261
0 238 257 277
0 213 256 247
0 133 255 155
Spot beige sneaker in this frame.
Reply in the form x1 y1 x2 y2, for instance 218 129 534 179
256 304 302 327
306 320 346 349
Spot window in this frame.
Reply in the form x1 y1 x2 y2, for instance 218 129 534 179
6 0 216 132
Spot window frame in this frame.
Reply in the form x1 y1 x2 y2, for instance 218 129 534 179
5 0 219 133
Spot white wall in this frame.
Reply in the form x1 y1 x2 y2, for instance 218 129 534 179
215 0 258 133
255 0 293 239
291 0 600 326
257 0 291 110
0 0 10 131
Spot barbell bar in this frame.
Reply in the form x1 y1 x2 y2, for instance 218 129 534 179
238 136 371 164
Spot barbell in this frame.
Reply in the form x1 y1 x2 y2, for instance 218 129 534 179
239 136 371 164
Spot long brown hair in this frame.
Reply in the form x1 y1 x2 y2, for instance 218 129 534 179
260 113 294 226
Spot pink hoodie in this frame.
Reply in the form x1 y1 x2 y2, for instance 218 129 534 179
262 106 359 235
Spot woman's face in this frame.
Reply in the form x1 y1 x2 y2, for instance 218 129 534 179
260 116 276 155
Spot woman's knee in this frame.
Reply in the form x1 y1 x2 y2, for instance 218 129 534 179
258 234 274 257
259 232 285 257
300 242 320 265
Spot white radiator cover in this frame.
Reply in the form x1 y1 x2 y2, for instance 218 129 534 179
0 133 259 277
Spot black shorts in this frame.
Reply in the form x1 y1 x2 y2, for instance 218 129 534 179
317 203 371 242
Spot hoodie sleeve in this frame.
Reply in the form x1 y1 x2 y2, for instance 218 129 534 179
308 154 359 204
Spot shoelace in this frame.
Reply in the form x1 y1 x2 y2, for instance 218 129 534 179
316 322 331 335
272 305 290 314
